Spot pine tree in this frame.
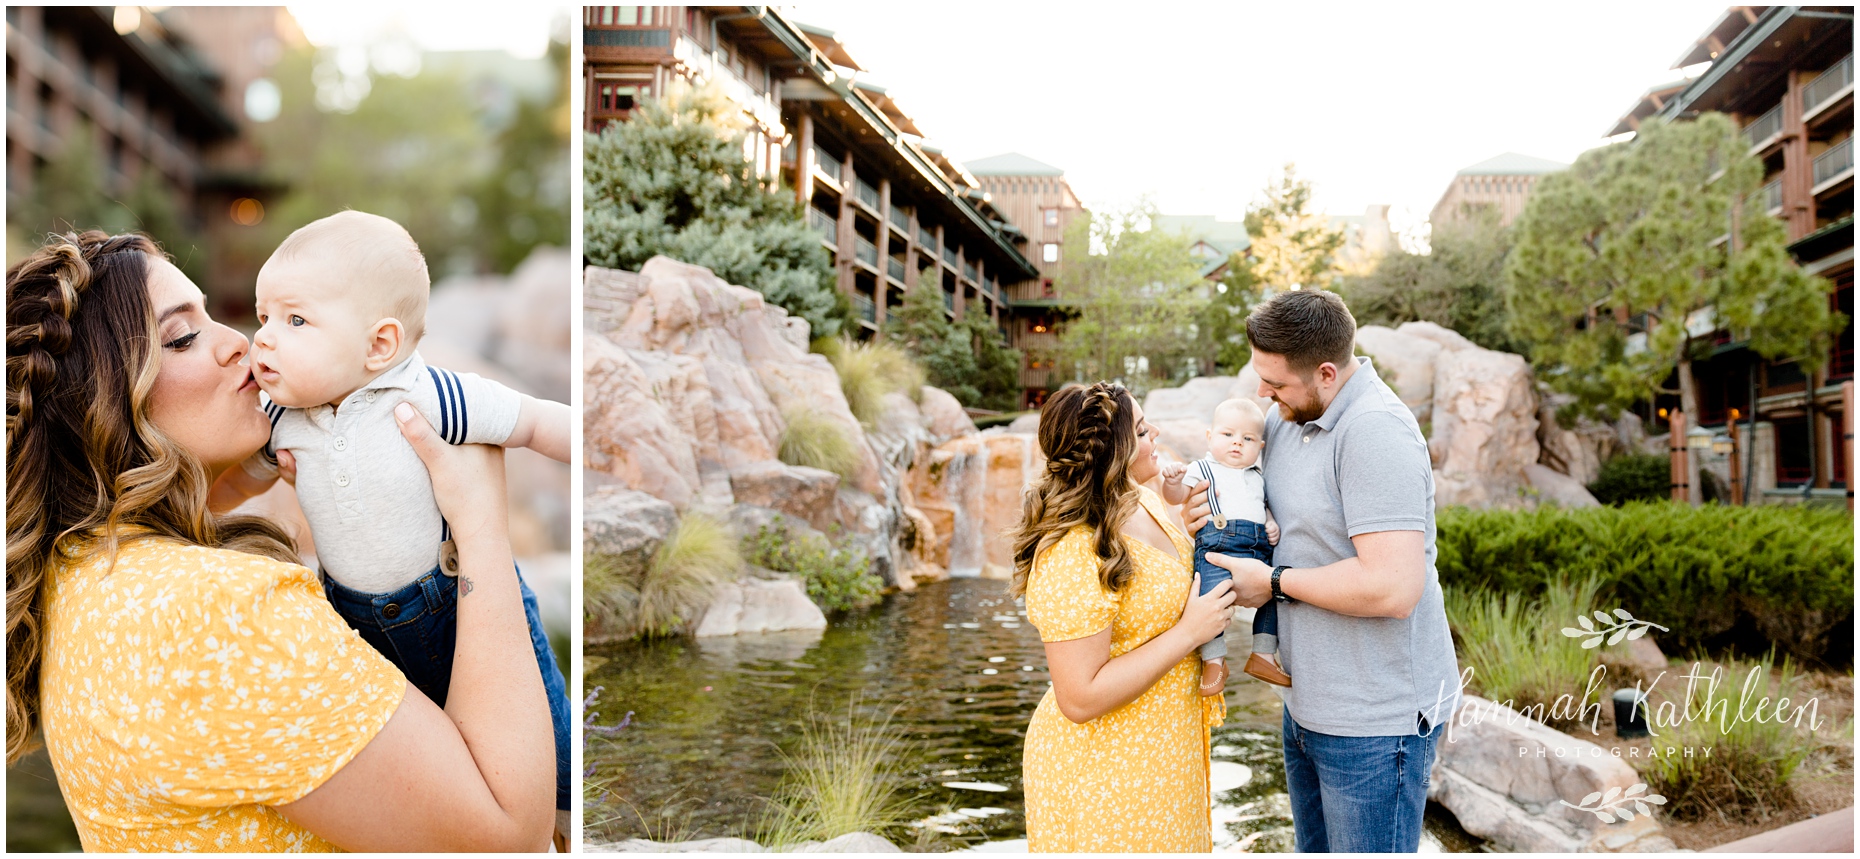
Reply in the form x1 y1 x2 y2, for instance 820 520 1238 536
1201 164 1345 373
885 281 1021 411
1340 205 1516 352
583 84 847 338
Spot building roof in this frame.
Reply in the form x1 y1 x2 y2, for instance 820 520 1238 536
1671 6 1767 69
1607 79 1693 137
965 152 1065 177
1455 152 1570 176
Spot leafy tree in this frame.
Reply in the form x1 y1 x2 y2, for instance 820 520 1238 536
584 84 847 338
1505 114 1844 501
885 282 1021 411
471 36 572 272
1200 165 1345 373
1051 201 1206 394
10 122 204 281
1340 205 1517 352
1239 163 1345 293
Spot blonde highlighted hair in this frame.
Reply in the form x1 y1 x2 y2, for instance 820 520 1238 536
5 232 297 765
1008 381 1140 599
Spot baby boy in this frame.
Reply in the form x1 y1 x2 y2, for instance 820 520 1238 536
233 210 574 826
1166 398 1285 695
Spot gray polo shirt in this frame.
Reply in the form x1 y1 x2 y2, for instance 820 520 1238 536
1262 357 1461 736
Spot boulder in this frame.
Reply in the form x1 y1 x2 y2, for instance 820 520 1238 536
1524 464 1602 508
920 386 978 440
588 837 766 853
1006 412 1041 434
1354 325 1443 424
727 461 841 533
693 572 828 637
491 248 573 402
1431 348 1541 508
1398 320 1478 353
726 503 827 546
582 487 678 570
1431 695 1671 853
1536 394 1634 486
793 832 903 853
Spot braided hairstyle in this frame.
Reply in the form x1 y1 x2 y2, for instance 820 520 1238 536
6 232 296 765
1008 381 1140 598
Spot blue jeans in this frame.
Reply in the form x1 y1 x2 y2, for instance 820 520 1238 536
1193 519 1273 661
322 564 572 811
1282 707 1442 852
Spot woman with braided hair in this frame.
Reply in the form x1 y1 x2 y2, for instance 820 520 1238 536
6 232 554 851
1011 381 1238 851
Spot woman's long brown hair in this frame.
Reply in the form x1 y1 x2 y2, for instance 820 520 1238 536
5 232 297 765
1008 381 1139 598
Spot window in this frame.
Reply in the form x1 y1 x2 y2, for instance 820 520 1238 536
600 6 612 25
617 6 637 25
1044 208 1058 227
598 84 639 113
1042 243 1059 263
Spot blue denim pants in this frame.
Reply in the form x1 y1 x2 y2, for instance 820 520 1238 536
1282 707 1442 852
1192 519 1273 661
322 565 571 811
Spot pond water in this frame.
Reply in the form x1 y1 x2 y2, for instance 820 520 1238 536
584 578 1481 852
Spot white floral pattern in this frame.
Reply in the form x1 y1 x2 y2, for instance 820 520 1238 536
1022 486 1222 852
41 537 405 852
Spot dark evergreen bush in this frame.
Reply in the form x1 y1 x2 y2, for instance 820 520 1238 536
1587 453 1671 506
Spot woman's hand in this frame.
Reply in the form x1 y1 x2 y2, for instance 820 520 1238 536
1183 480 1213 533
394 401 509 544
1179 571 1237 644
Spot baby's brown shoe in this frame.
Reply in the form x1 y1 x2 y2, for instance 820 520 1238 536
1199 659 1228 697
1244 652 1292 687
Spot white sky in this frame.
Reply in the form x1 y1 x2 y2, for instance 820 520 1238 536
786 1 1733 224
287 3 568 58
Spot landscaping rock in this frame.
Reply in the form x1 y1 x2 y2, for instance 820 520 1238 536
1431 348 1541 508
1354 324 1443 424
1524 463 1602 508
588 836 766 852
921 385 978 440
793 832 903 852
1006 412 1041 434
694 574 827 637
728 461 841 534
727 503 827 546
1397 320 1478 353
1430 695 1671 853
583 487 678 569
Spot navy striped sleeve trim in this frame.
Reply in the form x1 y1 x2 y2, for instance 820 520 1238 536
426 366 469 445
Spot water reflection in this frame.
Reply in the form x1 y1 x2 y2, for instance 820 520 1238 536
585 579 1480 852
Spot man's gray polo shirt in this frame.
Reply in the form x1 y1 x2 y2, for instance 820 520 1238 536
1262 357 1462 736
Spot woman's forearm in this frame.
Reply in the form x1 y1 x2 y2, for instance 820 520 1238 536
442 531 555 847
1048 624 1199 723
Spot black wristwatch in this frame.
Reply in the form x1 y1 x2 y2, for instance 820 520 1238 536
1271 565 1293 603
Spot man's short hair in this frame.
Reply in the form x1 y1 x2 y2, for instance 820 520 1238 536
1245 289 1356 374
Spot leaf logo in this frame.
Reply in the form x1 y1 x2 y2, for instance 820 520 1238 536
1562 608 1669 649
1560 783 1666 822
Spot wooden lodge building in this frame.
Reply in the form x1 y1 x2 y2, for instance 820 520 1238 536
583 6 1037 339
967 152 1088 408
1610 5 1852 501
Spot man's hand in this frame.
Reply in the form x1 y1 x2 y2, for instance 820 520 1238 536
1205 553 1271 608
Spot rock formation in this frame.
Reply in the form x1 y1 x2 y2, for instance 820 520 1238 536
1429 696 1675 852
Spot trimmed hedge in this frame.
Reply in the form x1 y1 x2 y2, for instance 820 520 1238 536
1587 453 1670 506
1436 502 1854 666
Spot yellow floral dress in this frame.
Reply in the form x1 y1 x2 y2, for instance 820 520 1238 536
1022 485 1224 853
40 537 406 851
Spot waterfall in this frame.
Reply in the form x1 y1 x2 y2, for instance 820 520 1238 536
945 441 988 578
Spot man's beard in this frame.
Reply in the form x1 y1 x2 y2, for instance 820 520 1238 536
1274 391 1325 424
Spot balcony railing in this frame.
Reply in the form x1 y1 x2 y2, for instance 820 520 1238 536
1744 104 1782 150
917 225 935 248
1804 54 1854 118
942 289 954 312
586 28 671 47
854 235 879 267
852 292 876 324
942 246 958 267
1761 178 1783 213
888 205 909 233
887 256 906 281
813 145 841 183
854 178 880 210
962 260 977 282
1814 138 1853 188
808 208 837 246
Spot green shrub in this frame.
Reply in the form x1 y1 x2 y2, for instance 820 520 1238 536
1646 649 1817 820
1445 576 1605 728
1435 503 1855 665
973 410 1032 430
778 407 861 483
743 520 884 613
756 700 915 847
1588 453 1670 506
585 513 740 639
